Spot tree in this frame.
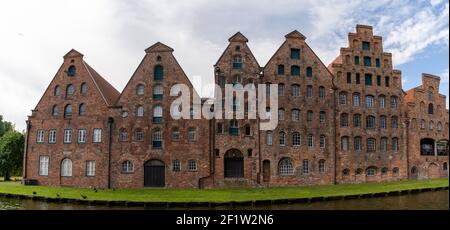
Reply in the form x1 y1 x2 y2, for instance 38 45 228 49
0 131 24 181
0 115 13 138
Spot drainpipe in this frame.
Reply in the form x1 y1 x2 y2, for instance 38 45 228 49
107 117 114 189
332 78 338 185
22 119 31 181
405 119 410 179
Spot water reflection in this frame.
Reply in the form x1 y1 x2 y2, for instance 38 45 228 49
0 190 448 210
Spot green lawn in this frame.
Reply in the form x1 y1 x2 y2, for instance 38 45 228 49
0 178 448 202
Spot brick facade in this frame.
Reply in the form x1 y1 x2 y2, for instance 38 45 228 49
23 25 448 188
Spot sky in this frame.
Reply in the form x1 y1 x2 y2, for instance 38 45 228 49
0 0 448 131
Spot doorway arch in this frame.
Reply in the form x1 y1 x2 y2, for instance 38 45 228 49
144 159 165 187
224 149 244 178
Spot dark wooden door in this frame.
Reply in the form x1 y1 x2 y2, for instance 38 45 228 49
144 160 165 187
224 158 244 178
263 160 270 182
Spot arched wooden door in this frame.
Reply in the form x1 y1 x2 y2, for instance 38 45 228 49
144 160 165 187
224 149 244 178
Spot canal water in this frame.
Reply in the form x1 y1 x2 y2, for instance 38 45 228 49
0 190 448 210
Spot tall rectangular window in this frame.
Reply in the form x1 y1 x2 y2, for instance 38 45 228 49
354 56 360 65
37 130 45 143
346 72 351 84
306 86 313 97
172 160 181 172
78 129 87 143
93 129 102 143
385 77 390 87
86 161 95 176
49 129 56 143
39 156 49 176
377 75 381 86
376 58 380 67
364 56 371 66
362 41 370 50
291 49 300 59
365 74 372 86
64 129 72 144
355 73 360 84
302 160 309 175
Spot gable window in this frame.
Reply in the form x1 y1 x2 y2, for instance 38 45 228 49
365 74 372 86
306 67 313 77
290 48 300 59
306 85 313 97
80 82 87 94
291 84 300 97
64 129 72 143
278 158 294 176
364 56 371 66
154 65 164 80
319 86 325 98
51 105 58 116
122 160 133 173
188 128 196 141
79 103 86 116
64 104 72 118
134 105 144 117
172 127 180 141
292 132 301 146
39 156 49 176
152 128 162 149
172 160 181 172
367 138 376 152
136 84 145 96
67 65 76 76
188 160 197 172
390 96 398 108
428 103 434 114
319 111 326 124
354 137 362 151
54 85 61 96
49 129 57 143
61 158 72 177
78 129 87 143
362 41 370 50
135 128 143 141
279 131 286 146
233 55 242 69
366 116 376 129
37 130 45 143
354 56 360 65
278 65 285 75
278 84 285 96
93 128 102 143
291 65 300 76
232 75 242 85
266 131 273 145
153 84 163 100
66 84 74 96
341 136 349 151
353 114 361 127
153 105 163 123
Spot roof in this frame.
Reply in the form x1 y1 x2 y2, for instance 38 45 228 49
228 32 249 42
145 42 174 53
285 30 306 40
83 62 120 106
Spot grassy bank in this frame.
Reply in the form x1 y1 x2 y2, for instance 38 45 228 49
0 178 448 202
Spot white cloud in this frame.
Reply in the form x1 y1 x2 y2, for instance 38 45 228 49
0 0 448 130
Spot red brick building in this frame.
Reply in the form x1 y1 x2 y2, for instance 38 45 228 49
23 25 448 188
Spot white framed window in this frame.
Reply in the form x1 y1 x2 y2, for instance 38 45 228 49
78 129 87 143
367 138 376 152
136 84 145 95
86 160 95 176
366 168 376 176
292 132 301 146
292 109 300 122
135 128 143 141
278 109 285 121
93 128 102 143
379 96 385 108
319 111 326 124
390 96 398 108
122 160 133 173
319 86 325 98
380 116 387 129
302 160 309 175
172 160 181 172
39 156 49 176
353 94 360 107
188 160 197 172
136 105 144 117
278 84 285 96
188 128 196 142
279 132 286 146
341 136 349 151
306 85 313 98
291 84 300 97
392 138 399 152
153 84 163 96
49 129 57 143
61 158 72 177
319 159 325 174
119 128 128 142
339 92 347 105
278 158 294 176
266 131 273 145
380 137 388 151
64 129 72 143
365 95 374 108
37 130 45 143
320 135 326 149
354 137 362 151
